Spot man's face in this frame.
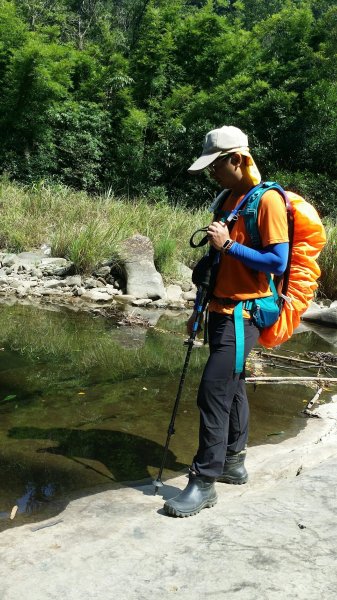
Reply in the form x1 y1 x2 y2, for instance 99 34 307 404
207 153 243 188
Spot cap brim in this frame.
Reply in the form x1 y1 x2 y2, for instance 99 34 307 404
187 150 222 173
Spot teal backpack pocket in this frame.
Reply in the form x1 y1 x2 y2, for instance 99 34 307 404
251 296 281 329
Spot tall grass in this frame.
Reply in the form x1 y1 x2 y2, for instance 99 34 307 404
0 177 208 277
317 220 337 300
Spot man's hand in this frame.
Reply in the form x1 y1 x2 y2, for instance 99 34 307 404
187 310 203 336
207 221 231 251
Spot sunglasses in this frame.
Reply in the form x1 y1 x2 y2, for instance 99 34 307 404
206 153 233 174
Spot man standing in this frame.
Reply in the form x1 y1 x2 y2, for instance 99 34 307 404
164 126 289 517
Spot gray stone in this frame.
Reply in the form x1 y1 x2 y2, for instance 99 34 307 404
166 284 183 302
296 321 337 345
2 253 18 267
73 287 85 297
131 298 153 307
94 266 111 278
0 277 8 286
16 286 28 297
183 290 197 302
120 234 166 300
302 301 337 327
40 288 63 296
9 279 24 289
53 264 76 277
40 243 51 256
81 289 113 302
152 299 168 308
175 261 193 282
31 268 43 278
114 294 136 303
167 301 187 310
43 279 68 289
83 277 101 289
66 275 82 287
104 284 117 296
41 257 68 269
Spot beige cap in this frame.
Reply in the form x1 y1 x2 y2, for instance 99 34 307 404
188 125 249 173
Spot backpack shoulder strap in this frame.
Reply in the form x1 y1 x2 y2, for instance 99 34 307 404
242 181 287 248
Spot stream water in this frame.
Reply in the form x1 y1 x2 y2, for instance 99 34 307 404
0 302 336 531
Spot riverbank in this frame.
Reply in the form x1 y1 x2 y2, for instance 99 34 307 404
1 400 337 599
0 249 197 323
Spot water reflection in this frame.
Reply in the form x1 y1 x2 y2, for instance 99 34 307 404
0 302 336 530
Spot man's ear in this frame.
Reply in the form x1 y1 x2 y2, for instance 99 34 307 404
230 152 243 167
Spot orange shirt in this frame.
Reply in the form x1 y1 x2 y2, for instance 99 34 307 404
209 189 289 315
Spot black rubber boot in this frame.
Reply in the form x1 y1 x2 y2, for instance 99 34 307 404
164 472 217 518
217 449 248 485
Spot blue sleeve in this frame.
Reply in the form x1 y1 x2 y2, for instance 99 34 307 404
227 242 289 276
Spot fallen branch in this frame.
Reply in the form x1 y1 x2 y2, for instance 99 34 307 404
246 376 337 385
252 351 337 370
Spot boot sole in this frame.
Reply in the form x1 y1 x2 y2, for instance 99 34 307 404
217 476 248 485
164 496 218 518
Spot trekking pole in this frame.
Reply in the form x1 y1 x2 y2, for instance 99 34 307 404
152 285 209 495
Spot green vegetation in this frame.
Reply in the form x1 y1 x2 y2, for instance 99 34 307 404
0 0 336 216
0 178 207 274
0 1 336 293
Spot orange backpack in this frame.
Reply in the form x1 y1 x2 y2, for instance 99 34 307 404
256 189 326 348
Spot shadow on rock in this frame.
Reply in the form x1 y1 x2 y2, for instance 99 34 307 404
8 425 186 483
2 426 187 532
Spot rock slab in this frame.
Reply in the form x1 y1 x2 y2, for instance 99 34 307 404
1 404 337 600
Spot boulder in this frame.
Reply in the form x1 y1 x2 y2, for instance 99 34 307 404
120 234 166 300
301 301 337 327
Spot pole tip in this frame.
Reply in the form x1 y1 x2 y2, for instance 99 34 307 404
152 478 163 495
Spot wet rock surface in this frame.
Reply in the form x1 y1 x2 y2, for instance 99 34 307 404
1 401 337 599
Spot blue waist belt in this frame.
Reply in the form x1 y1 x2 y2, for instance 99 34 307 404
213 281 281 373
